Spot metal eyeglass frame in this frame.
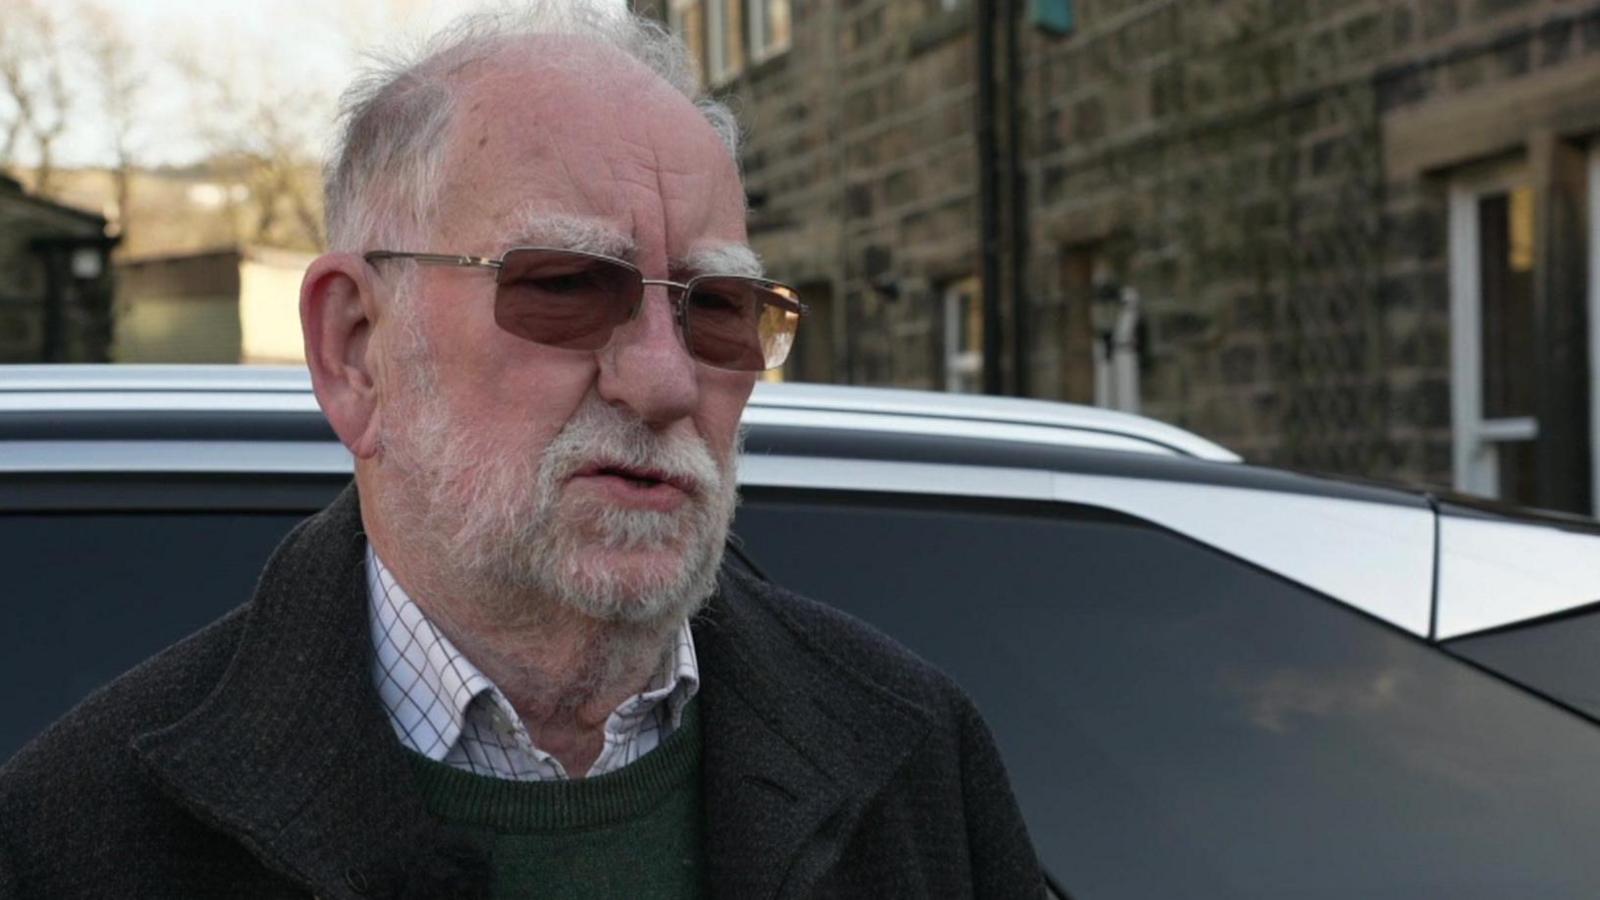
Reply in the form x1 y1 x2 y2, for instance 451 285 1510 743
362 247 809 326
364 247 808 371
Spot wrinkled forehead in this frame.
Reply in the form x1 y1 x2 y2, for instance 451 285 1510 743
455 35 683 119
429 36 745 254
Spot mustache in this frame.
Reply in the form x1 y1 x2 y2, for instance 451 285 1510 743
540 397 726 496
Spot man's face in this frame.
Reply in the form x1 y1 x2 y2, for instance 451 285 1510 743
373 42 757 629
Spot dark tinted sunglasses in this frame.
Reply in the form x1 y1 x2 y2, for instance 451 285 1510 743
364 247 806 371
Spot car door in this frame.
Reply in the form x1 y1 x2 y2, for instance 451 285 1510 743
734 485 1600 899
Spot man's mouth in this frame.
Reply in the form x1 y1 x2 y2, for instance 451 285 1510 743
571 463 699 498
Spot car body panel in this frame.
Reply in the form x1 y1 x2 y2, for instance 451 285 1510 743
743 456 1437 635
1437 511 1600 638
747 380 1241 461
3 439 353 473
1050 472 1437 636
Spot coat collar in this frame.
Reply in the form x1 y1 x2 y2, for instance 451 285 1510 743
131 484 934 899
693 568 936 898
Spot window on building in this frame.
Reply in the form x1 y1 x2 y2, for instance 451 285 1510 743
1480 188 1537 423
748 0 792 62
1449 168 1538 506
668 0 708 84
666 1 787 82
943 276 983 393
706 0 746 84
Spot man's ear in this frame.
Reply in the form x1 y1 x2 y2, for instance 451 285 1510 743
301 253 384 459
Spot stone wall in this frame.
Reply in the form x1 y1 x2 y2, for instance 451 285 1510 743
706 0 983 390
1015 0 1600 485
648 0 1600 490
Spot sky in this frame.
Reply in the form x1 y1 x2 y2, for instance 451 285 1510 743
32 0 625 169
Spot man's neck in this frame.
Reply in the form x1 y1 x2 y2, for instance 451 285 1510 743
368 535 679 777
428 601 676 776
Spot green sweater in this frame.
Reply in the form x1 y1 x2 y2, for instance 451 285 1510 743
406 700 706 899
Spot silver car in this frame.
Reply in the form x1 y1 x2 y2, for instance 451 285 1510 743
8 365 1600 898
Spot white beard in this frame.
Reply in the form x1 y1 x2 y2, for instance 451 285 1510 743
381 383 739 634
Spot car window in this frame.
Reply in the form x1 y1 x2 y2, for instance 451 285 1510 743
734 489 1600 899
15 485 1600 897
0 511 310 761
1445 605 1600 720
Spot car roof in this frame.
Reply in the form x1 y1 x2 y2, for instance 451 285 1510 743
0 363 1446 639
0 364 1240 462
18 365 1600 643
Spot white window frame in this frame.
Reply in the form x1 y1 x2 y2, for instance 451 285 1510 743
1091 285 1142 414
707 0 744 85
747 0 792 63
668 0 705 85
1588 143 1600 513
667 0 692 46
1448 161 1538 500
943 279 982 393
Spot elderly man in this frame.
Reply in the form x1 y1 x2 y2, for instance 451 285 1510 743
0 6 1041 898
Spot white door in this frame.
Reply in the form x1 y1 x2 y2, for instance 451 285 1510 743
1449 163 1539 504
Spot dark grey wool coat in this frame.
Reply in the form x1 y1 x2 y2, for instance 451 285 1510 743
0 486 1043 899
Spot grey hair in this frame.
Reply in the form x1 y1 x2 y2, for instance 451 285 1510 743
324 2 742 254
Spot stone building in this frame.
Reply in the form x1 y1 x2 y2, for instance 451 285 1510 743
0 174 118 363
643 0 1600 514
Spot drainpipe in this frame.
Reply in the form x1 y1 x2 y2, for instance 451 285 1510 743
1005 0 1029 397
975 0 1004 395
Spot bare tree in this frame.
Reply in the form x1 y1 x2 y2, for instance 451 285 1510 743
81 3 144 235
171 36 329 251
0 7 33 173
0 0 72 194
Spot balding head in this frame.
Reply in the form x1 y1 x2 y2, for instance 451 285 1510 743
323 3 740 255
428 36 746 265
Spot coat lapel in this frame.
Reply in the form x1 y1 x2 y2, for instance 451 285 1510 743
694 570 937 899
131 486 484 899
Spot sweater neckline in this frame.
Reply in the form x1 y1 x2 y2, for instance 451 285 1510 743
404 697 702 833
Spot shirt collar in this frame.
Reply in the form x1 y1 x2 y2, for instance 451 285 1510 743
365 544 700 774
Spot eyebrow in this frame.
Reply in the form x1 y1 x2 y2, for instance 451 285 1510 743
499 212 635 260
676 243 764 279
497 210 763 279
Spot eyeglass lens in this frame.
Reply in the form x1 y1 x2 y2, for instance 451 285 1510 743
491 248 799 371
492 249 638 352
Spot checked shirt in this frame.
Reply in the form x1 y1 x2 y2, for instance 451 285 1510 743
367 546 699 780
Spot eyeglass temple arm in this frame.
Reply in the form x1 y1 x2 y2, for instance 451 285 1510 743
638 277 810 318
767 293 809 317
363 251 502 270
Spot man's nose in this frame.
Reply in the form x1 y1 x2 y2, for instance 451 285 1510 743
595 285 699 426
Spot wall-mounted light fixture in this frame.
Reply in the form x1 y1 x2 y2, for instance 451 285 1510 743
1031 0 1074 35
